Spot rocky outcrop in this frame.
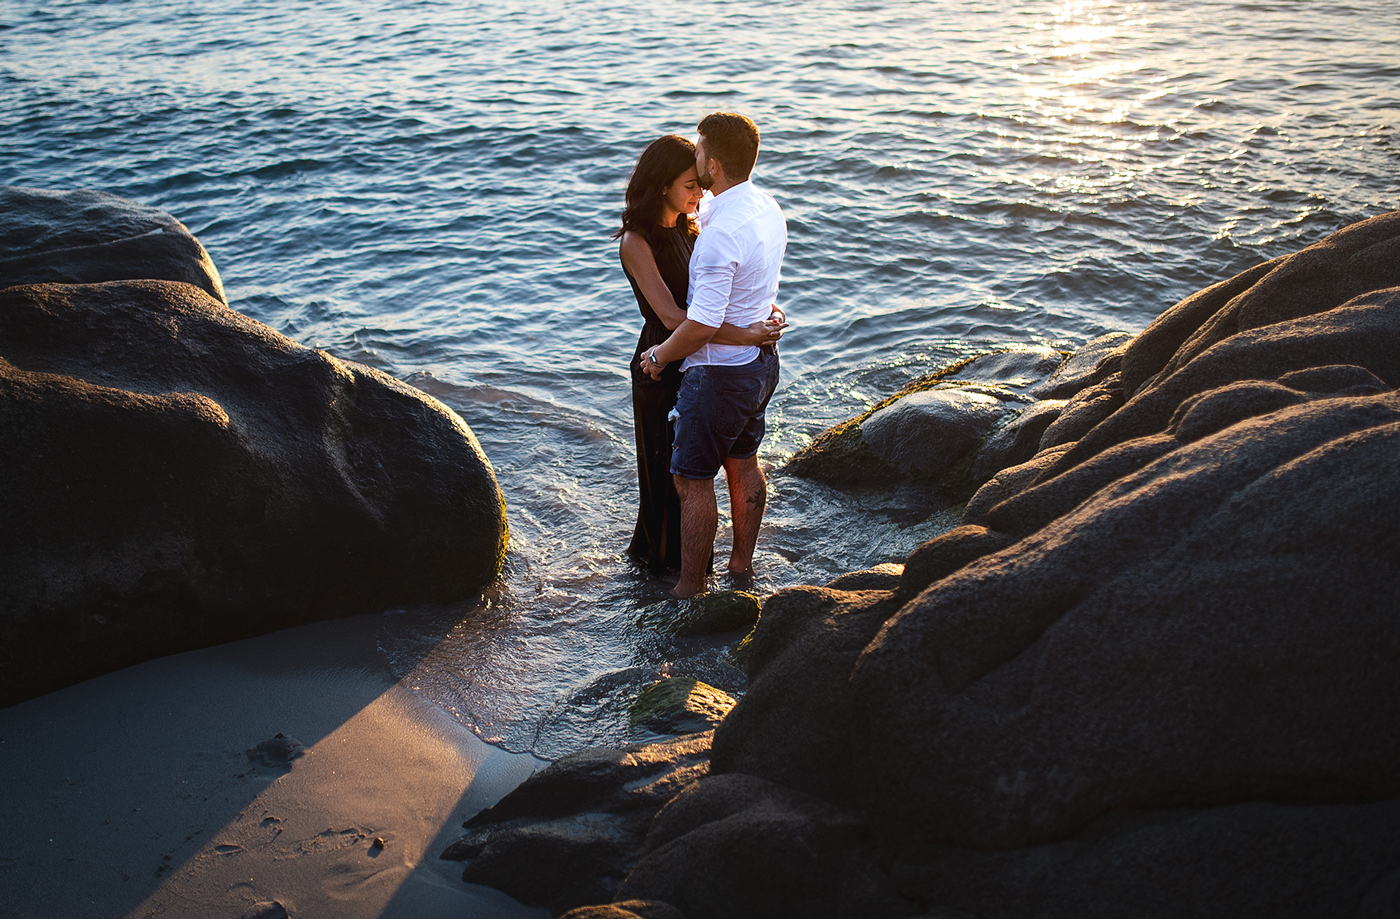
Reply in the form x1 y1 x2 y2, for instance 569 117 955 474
783 346 1064 494
0 188 507 705
614 773 913 919
442 733 713 914
449 211 1400 917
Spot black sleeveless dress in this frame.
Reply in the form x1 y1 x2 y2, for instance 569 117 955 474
623 223 694 573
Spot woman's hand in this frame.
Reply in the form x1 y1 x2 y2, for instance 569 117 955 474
745 304 788 345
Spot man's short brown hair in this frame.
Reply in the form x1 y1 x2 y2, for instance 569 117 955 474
697 112 760 182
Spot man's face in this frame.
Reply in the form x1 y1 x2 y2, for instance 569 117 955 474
695 134 715 190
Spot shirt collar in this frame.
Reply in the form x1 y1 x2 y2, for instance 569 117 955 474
698 179 755 227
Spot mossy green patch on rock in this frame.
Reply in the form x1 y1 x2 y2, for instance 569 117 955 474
636 590 762 637
784 355 982 486
729 625 757 671
629 677 737 736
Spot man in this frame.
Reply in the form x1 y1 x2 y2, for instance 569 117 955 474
640 112 788 598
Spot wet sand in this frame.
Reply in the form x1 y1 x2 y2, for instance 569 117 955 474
0 613 550 919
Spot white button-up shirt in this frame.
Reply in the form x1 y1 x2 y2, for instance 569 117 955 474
682 179 787 370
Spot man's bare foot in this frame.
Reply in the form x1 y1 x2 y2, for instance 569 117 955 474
669 581 706 599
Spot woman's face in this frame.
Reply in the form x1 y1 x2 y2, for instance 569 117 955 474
663 166 703 219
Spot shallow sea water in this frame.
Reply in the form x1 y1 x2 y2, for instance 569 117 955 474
3 0 1397 756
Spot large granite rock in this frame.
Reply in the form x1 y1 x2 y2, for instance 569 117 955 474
853 379 1400 849
710 586 903 806
1028 330 1131 399
452 213 1400 917
888 797 1400 919
0 190 507 704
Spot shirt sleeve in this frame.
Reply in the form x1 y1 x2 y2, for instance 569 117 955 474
686 227 738 329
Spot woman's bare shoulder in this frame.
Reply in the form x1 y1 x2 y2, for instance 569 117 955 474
619 230 656 266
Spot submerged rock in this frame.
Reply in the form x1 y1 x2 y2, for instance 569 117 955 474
630 678 736 737
0 189 507 704
636 590 761 637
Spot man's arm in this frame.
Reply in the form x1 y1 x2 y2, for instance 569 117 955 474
640 225 740 379
641 318 717 379
623 229 776 345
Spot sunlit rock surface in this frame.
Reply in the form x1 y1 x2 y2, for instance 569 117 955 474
454 211 1400 918
0 188 507 705
629 678 736 737
560 902 686 919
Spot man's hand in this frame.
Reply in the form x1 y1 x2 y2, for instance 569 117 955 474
640 347 666 380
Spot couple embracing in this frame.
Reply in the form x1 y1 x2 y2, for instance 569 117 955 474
615 112 788 599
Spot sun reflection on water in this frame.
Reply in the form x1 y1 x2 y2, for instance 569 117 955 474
990 0 1166 198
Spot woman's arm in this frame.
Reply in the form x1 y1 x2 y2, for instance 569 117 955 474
620 232 688 329
621 233 786 345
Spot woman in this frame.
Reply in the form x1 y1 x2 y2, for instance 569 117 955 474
615 134 783 574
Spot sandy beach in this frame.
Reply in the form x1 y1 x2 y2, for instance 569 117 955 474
0 613 550 919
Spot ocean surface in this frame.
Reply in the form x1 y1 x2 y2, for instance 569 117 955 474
3 0 1397 757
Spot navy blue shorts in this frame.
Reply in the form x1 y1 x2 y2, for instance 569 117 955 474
670 349 780 480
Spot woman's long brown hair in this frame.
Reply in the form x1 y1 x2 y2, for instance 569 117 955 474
613 134 698 247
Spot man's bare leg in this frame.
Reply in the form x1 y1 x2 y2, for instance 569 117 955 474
672 473 718 598
724 454 766 576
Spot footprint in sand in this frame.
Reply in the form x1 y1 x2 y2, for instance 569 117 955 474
244 733 304 769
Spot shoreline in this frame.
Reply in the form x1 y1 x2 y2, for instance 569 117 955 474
0 613 549 919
